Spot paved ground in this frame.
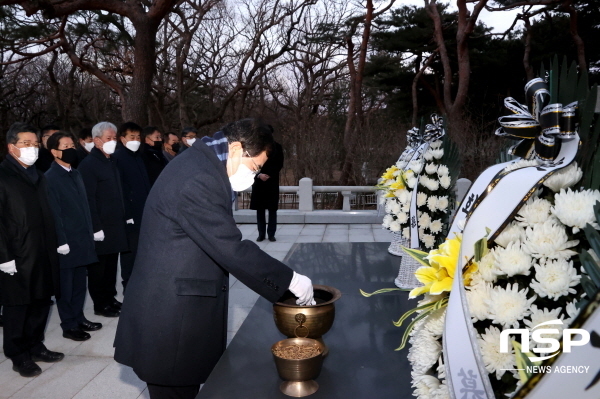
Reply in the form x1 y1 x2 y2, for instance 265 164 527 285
0 224 393 399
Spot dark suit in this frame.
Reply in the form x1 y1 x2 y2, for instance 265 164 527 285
76 145 89 166
141 143 167 186
78 147 129 311
35 147 54 173
0 155 60 362
45 162 98 330
114 140 293 387
112 146 151 290
250 141 284 239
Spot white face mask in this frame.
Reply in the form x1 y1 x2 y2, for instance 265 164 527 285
125 140 141 152
186 138 196 146
15 146 39 166
102 140 117 155
84 142 95 152
229 163 256 192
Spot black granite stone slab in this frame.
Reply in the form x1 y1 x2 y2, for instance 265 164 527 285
197 243 417 399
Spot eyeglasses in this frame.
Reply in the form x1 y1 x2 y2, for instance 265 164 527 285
244 151 261 174
15 141 40 148
184 135 197 139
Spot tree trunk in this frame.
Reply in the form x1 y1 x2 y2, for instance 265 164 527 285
523 17 535 81
564 1 587 71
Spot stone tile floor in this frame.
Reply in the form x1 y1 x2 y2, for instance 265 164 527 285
0 224 393 398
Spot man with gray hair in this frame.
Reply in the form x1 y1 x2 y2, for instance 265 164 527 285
78 122 129 318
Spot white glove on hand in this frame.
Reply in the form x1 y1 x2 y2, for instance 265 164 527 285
0 259 17 275
57 244 70 255
126 219 134 224
288 271 316 306
94 230 105 241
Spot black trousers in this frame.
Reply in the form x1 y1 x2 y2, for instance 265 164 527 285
120 229 139 293
57 266 87 331
2 298 51 363
87 253 118 311
147 383 200 399
256 208 277 239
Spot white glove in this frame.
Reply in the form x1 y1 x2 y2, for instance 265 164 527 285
288 271 316 306
57 244 70 255
0 259 17 275
126 219 134 224
94 230 105 241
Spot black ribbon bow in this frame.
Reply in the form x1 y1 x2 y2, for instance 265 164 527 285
495 77 577 163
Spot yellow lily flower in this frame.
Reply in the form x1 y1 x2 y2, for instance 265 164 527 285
409 266 438 298
381 166 398 180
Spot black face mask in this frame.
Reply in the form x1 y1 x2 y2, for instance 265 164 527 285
153 141 163 150
60 148 79 168
171 143 180 153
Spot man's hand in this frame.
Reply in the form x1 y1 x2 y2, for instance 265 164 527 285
94 230 105 241
0 260 17 275
57 244 70 255
288 272 316 306
259 174 270 182
126 219 134 224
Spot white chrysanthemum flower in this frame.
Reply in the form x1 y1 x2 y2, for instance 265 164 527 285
478 249 501 282
391 201 402 214
427 196 438 212
494 241 532 277
494 221 524 248
429 219 443 234
466 282 492 321
424 150 434 161
401 204 410 213
436 357 446 380
478 326 516 380
425 162 438 175
396 160 408 169
412 375 441 399
436 165 449 177
423 308 446 337
503 159 540 173
486 283 536 328
431 149 444 159
396 188 411 205
407 176 418 189
439 174 451 189
430 140 443 149
419 212 432 229
382 214 393 228
523 220 579 259
417 192 428 207
524 305 564 349
422 234 436 249
516 197 554 227
436 196 449 212
402 227 411 239
530 258 580 300
410 160 425 174
408 328 442 375
396 212 409 224
425 178 440 191
565 300 580 325
431 382 450 399
389 220 401 232
405 169 415 178
543 162 583 192
552 188 600 234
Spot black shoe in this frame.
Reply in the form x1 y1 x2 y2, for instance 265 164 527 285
256 237 265 242
12 360 42 377
268 237 276 242
31 349 64 363
111 299 122 310
94 305 120 318
79 320 102 331
63 328 91 341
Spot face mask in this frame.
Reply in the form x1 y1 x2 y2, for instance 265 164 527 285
102 140 117 155
60 148 79 167
186 138 196 146
125 140 141 152
171 143 180 153
229 163 256 192
84 142 95 152
15 146 39 166
153 141 163 150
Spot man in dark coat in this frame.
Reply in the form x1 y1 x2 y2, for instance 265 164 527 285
114 119 315 399
141 126 167 186
45 131 102 342
35 124 59 173
177 126 197 155
250 135 284 242
76 127 94 165
78 122 129 318
112 122 151 291
0 122 64 377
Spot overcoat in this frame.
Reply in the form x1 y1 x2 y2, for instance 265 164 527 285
77 147 129 255
250 141 284 210
45 162 98 269
0 156 60 306
114 140 294 386
112 146 151 231
141 143 167 186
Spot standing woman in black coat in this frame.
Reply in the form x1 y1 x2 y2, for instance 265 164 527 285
78 122 129 318
45 132 102 342
250 136 284 242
